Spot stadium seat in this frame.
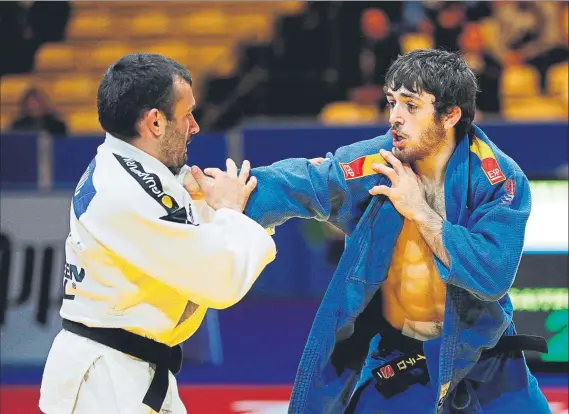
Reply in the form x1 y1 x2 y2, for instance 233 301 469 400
1 75 36 105
66 12 111 39
50 76 97 105
400 33 434 54
231 14 273 41
135 42 190 66
84 44 133 71
23 0 304 129
35 44 76 72
191 46 235 76
0 104 18 130
276 1 305 14
319 101 380 125
129 12 170 37
500 65 541 97
502 96 567 121
179 10 231 36
546 62 569 103
67 109 103 134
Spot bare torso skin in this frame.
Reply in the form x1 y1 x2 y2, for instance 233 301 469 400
381 184 447 339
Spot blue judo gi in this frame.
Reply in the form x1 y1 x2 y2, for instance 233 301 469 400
244 125 551 414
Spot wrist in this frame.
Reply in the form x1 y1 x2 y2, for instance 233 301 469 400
411 202 435 223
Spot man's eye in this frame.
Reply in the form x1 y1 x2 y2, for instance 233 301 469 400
387 101 395 108
407 103 417 112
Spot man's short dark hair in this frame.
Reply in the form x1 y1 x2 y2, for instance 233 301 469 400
384 49 479 139
97 53 192 141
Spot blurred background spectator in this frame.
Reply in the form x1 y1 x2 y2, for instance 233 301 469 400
340 7 401 107
9 87 68 136
481 2 568 88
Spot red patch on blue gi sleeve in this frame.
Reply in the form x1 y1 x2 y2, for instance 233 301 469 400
339 157 366 180
481 158 506 185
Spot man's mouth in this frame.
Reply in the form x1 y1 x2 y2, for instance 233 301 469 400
391 130 406 147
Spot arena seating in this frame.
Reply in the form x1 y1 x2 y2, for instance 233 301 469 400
0 1 304 133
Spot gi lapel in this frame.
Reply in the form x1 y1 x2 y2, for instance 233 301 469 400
430 131 472 412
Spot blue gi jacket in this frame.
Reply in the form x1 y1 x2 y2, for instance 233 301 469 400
245 125 531 413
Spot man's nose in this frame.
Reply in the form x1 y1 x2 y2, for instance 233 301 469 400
190 119 200 135
389 104 404 126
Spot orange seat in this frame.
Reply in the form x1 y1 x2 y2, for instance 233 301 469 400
35 44 76 72
67 109 103 135
50 76 97 105
400 33 433 54
179 10 230 36
1 75 37 105
320 102 380 125
546 62 568 103
0 104 18 130
129 12 170 37
502 96 567 121
500 65 541 97
82 44 133 71
66 12 111 39
276 2 305 14
137 43 190 66
190 46 234 76
231 14 272 40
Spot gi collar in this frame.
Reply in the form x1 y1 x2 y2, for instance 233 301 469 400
103 133 180 180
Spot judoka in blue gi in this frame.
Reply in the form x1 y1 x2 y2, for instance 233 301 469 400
187 49 550 413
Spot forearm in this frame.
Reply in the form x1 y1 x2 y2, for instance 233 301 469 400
246 158 342 229
413 206 450 268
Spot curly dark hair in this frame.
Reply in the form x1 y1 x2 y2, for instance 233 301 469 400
384 49 479 139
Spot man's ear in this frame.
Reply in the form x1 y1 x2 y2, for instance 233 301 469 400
444 106 462 130
143 108 162 137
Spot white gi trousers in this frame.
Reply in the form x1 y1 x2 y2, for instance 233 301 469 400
39 330 186 414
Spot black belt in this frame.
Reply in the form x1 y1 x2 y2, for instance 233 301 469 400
371 318 548 399
62 319 183 412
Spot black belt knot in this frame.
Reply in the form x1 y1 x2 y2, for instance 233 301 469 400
62 319 182 412
370 317 549 400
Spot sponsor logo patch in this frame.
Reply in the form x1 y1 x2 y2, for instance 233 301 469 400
114 154 198 225
161 195 174 209
379 365 395 379
114 154 180 212
504 178 516 196
501 178 516 205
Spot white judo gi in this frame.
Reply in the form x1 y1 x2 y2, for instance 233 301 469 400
39 134 276 414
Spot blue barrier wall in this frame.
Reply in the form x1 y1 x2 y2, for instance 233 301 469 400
51 133 228 189
240 122 568 177
2 122 567 190
0 132 38 190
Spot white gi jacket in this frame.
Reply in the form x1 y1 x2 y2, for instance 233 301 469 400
60 133 277 347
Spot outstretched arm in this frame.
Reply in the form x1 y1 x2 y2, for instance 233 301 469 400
185 135 392 235
243 137 391 235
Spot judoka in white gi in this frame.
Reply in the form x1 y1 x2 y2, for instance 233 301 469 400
39 53 276 414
